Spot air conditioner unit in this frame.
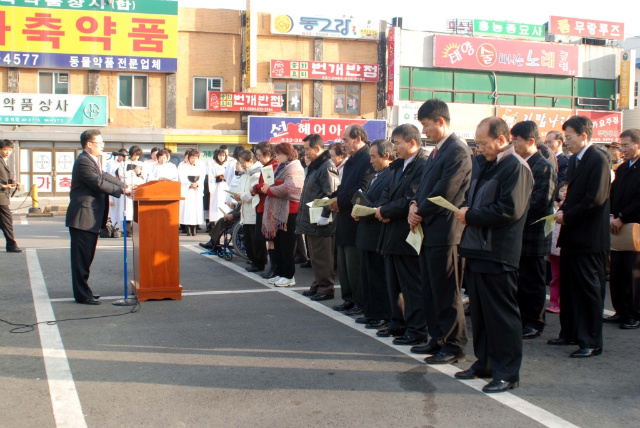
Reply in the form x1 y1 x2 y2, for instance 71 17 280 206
576 97 610 107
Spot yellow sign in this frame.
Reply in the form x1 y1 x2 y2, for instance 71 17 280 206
620 51 631 109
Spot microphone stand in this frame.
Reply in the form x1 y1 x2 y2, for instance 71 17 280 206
113 160 138 306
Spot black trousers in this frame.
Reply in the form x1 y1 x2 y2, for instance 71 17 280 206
243 224 266 267
360 249 391 320
609 251 640 321
385 254 427 338
272 213 297 279
466 266 522 383
516 255 547 331
559 251 606 349
69 227 100 303
0 204 17 250
420 245 467 353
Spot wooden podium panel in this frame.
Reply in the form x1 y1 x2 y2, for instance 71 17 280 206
132 180 183 301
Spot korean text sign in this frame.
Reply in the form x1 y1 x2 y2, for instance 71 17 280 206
207 92 283 112
271 13 379 40
473 19 544 41
433 34 578 76
0 0 178 72
497 107 573 137
270 60 378 83
548 16 623 41
576 110 622 143
0 92 107 126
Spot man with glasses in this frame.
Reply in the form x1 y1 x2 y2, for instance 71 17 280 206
66 130 132 305
549 116 611 357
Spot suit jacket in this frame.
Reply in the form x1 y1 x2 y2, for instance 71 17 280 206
557 145 610 253
521 151 555 256
66 151 125 233
334 145 375 246
0 157 12 206
413 133 472 247
378 150 428 255
556 153 569 183
610 159 640 224
355 167 392 252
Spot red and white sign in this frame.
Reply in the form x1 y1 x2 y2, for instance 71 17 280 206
433 35 579 76
270 60 379 82
34 175 52 193
576 110 622 143
549 16 624 41
55 175 72 193
207 92 283 112
497 107 573 137
387 27 397 106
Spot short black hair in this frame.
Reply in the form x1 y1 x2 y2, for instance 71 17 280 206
129 145 143 158
150 147 159 154
510 121 539 142
220 145 229 151
302 134 324 148
80 129 101 148
391 124 421 144
254 141 274 159
562 116 593 140
478 117 510 141
238 149 253 162
0 139 14 149
345 124 369 142
370 138 396 161
417 99 451 124
620 128 640 143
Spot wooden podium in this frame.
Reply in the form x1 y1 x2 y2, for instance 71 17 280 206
132 180 184 301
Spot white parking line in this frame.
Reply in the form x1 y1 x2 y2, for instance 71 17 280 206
26 249 87 428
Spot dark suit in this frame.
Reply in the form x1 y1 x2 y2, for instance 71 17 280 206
378 151 429 337
517 151 555 332
66 151 124 303
609 158 640 322
413 134 472 353
556 153 569 183
0 156 18 250
557 145 610 349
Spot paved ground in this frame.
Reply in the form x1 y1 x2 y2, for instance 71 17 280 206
1 213 639 428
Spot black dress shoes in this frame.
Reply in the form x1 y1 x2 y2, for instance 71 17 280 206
332 301 355 312
302 289 317 297
365 319 389 329
393 334 428 346
570 347 602 358
6 247 23 253
425 351 464 365
482 379 519 393
344 305 364 316
92 295 101 300
410 343 441 355
603 313 622 323
199 241 213 250
77 299 101 305
355 317 371 324
300 261 312 268
376 327 406 338
310 293 334 301
246 265 264 273
261 265 279 279
522 325 541 339
620 319 640 329
547 337 576 345
454 367 492 380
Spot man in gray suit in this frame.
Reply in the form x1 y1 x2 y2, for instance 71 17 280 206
66 130 131 305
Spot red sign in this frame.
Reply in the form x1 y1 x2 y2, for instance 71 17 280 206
433 35 579 76
497 107 573 137
270 60 379 82
549 16 624 41
207 92 283 112
387 27 396 107
576 110 622 143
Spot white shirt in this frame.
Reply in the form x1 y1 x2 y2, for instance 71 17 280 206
577 143 592 161
403 151 419 171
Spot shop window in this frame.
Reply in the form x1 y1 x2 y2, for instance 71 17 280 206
333 84 360 115
38 71 69 94
193 77 222 110
274 81 302 113
118 75 148 108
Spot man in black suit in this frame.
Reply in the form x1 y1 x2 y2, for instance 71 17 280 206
66 130 131 305
545 131 568 183
0 140 22 253
550 116 611 357
375 124 429 345
407 100 472 364
454 117 533 393
607 128 640 329
511 121 555 339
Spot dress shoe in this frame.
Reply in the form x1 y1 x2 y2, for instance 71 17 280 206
376 327 406 337
410 343 441 355
570 347 602 358
92 295 101 300
393 334 428 346
355 317 371 324
77 299 101 305
332 301 355 312
302 289 317 297
620 319 640 329
300 261 312 268
344 305 364 316
294 257 308 264
547 337 576 345
199 241 213 250
261 265 279 279
482 379 518 393
246 265 264 273
310 293 334 301
425 351 464 365
365 319 389 329
6 247 23 253
603 313 622 323
522 325 541 339
454 367 492 380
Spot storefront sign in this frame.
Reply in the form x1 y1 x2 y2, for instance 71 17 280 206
619 51 636 110
433 34 578 76
271 13 379 40
0 93 108 126
387 27 397 107
577 110 622 143
548 16 623 40
446 19 473 35
473 19 544 41
207 92 283 112
497 107 573 137
0 0 178 72
270 59 379 82
247 116 386 145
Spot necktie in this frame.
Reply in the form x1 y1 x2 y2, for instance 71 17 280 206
431 147 439 159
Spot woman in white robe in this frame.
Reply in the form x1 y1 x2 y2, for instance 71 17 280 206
150 149 179 181
179 150 205 236
207 149 229 224
114 146 144 235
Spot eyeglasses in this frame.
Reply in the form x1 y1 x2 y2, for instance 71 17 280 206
89 140 104 146
620 144 635 149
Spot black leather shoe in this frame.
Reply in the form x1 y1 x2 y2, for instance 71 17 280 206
6 247 23 253
410 343 441 355
522 325 541 339
344 305 364 316
261 265 279 279
454 367 492 380
246 265 264 273
425 351 464 365
300 261 312 268
376 327 406 337
302 289 317 297
570 347 602 358
547 337 576 345
393 334 428 346
620 319 640 329
199 241 213 250
365 319 389 329
310 293 334 301
92 295 101 300
482 379 518 393
355 317 371 324
332 301 355 312
78 299 101 305
603 313 622 323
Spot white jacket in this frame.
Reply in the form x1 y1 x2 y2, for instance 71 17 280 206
238 163 262 225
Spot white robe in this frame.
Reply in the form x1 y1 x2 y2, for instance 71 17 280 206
207 161 229 222
179 162 205 225
108 160 125 226
112 161 144 229
149 162 178 181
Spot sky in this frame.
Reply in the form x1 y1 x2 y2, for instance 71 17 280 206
178 0 640 41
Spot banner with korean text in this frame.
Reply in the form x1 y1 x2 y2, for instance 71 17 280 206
271 13 379 40
0 0 178 72
497 107 573 137
0 93 107 126
473 19 544 41
207 92 283 112
433 34 578 76
576 110 622 143
247 116 386 145
270 60 378 82
548 16 623 41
